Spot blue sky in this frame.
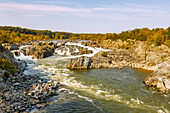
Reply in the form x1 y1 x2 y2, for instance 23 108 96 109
0 0 170 33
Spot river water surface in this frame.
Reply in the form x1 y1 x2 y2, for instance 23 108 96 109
14 42 170 113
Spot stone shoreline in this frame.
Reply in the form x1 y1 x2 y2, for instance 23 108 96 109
0 39 169 113
0 73 61 113
0 44 62 112
66 40 170 93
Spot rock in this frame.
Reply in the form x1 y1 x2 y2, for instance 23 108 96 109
20 43 55 59
163 79 170 89
144 59 170 93
2 43 19 50
31 100 37 105
19 107 26 111
52 91 59 96
52 84 59 90
13 83 20 86
13 51 20 56
0 69 5 78
0 103 5 108
0 44 27 72
66 56 93 69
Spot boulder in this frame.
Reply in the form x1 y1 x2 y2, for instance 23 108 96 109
2 43 19 50
66 56 93 69
144 59 170 93
8 44 20 50
20 43 55 59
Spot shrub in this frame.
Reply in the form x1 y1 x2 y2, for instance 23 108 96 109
101 52 107 57
0 57 17 75
163 40 170 48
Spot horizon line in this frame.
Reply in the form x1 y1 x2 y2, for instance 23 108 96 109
0 25 169 34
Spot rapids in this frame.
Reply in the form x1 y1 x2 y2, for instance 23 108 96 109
12 42 170 113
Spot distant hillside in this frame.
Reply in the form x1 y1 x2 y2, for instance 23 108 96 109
0 26 169 47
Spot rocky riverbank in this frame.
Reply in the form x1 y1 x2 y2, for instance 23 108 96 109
1 39 170 95
10 40 93 59
55 45 93 55
0 44 26 72
144 59 170 93
19 42 57 59
66 49 154 70
0 44 61 112
67 40 170 93
0 73 60 112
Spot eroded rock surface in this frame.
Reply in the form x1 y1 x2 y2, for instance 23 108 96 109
66 50 145 69
144 60 170 93
20 42 57 59
0 44 26 72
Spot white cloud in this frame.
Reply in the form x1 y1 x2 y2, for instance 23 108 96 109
0 3 91 13
94 4 167 15
24 14 44 17
33 1 80 5
0 2 169 21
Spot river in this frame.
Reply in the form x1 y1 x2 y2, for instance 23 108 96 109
13 42 170 113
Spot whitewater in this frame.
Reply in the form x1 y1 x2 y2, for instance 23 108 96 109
11 41 170 113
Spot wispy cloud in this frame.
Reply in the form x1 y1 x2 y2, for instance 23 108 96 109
0 2 169 21
0 3 91 13
94 3 167 16
24 14 44 17
0 13 7 17
33 1 80 5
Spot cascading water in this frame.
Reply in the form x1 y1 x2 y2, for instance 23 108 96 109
13 41 169 113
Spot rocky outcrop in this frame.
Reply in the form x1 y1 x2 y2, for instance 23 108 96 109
0 44 26 72
20 42 56 59
66 56 93 69
2 43 20 50
81 41 101 48
0 73 60 112
55 45 93 55
68 40 170 93
144 60 170 93
66 49 146 69
82 40 170 67
0 43 61 112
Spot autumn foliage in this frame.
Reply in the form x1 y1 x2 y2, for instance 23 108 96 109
0 26 169 47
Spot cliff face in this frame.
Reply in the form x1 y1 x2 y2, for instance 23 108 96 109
144 60 170 93
66 56 93 69
67 40 170 93
0 44 60 112
0 44 26 73
0 44 26 91
66 50 144 69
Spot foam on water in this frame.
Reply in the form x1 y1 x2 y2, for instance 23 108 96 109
14 41 169 113
19 45 30 49
32 63 170 112
65 42 112 57
65 47 71 55
11 50 33 60
55 49 66 55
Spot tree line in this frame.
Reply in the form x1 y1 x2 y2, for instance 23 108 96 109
0 26 169 47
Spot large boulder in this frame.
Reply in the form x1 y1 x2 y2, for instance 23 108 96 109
8 44 20 50
66 56 93 69
66 49 143 70
2 43 19 50
20 42 56 59
144 59 170 93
